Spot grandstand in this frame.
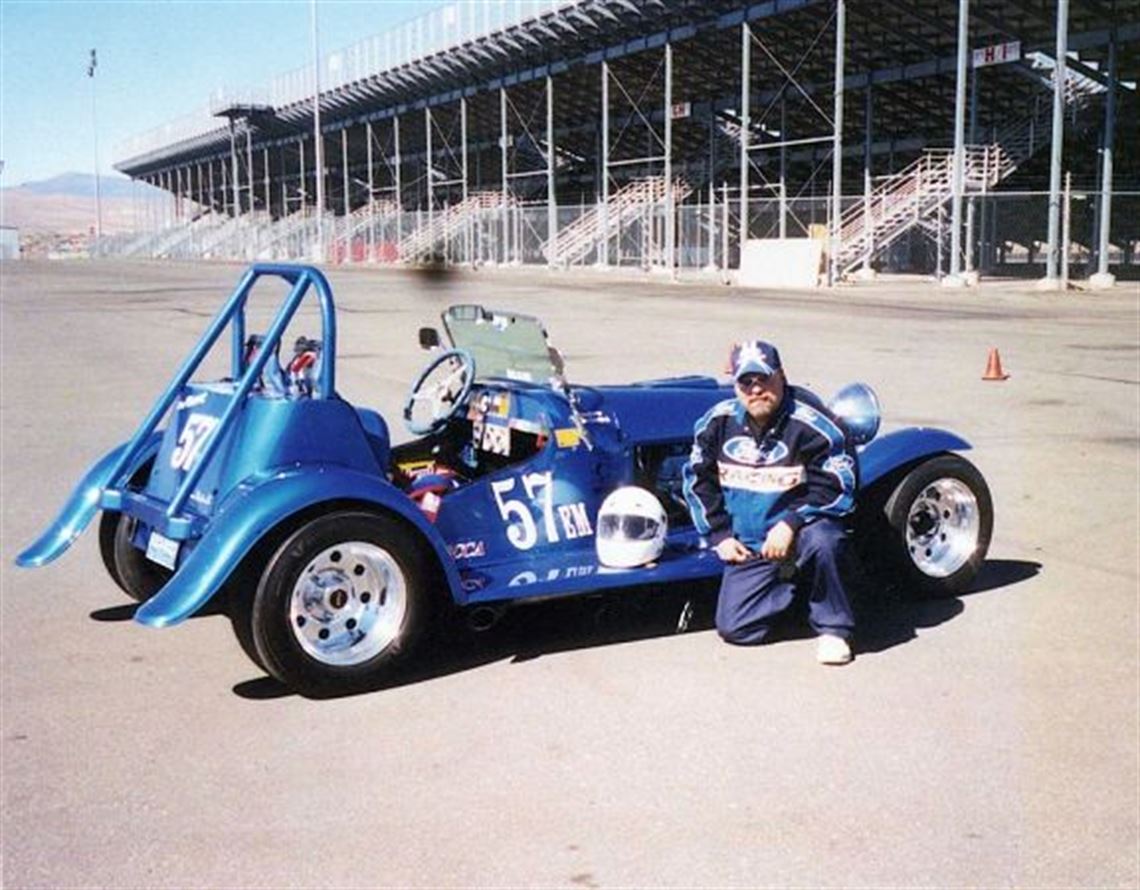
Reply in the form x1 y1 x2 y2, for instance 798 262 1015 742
111 0 1139 286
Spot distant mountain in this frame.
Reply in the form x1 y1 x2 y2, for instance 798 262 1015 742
1 173 167 234
11 172 158 200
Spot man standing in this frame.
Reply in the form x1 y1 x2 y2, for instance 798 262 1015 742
683 340 860 665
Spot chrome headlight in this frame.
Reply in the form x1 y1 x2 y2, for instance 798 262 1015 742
828 382 881 445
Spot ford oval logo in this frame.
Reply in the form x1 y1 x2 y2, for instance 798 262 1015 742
723 436 789 466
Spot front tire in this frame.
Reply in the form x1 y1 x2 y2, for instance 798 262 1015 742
245 511 434 694
881 454 993 597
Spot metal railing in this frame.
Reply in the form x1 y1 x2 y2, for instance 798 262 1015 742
832 72 1104 275
115 0 577 164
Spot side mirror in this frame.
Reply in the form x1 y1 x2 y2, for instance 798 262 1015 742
548 346 566 378
418 327 441 350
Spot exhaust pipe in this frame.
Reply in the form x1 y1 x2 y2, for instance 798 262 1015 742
467 604 506 633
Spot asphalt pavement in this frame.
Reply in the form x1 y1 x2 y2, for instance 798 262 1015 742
2 259 1137 889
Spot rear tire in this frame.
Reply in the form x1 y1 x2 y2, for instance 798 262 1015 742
239 511 434 695
98 512 172 604
881 454 993 597
97 457 166 603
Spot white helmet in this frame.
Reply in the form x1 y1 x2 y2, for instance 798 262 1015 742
596 486 668 568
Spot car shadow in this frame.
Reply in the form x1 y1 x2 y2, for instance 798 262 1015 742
231 558 1042 700
856 558 1041 655
89 597 228 622
233 582 721 700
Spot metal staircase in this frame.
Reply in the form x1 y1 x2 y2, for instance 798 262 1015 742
542 176 694 266
397 191 508 261
835 72 1102 275
329 199 401 262
254 210 322 261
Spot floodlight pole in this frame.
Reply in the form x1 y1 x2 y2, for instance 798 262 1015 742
88 49 103 241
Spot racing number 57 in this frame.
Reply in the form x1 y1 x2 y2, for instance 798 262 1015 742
170 412 219 472
491 471 559 551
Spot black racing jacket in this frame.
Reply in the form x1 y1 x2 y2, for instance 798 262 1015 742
682 385 858 549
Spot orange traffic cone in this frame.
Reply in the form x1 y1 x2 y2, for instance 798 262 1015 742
982 348 1010 381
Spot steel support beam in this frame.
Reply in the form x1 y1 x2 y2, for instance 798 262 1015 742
740 22 751 258
394 116 403 251
462 95 470 264
664 42 674 277
601 61 610 267
245 126 254 213
299 137 306 212
779 98 787 239
500 87 509 265
862 84 872 273
426 107 434 258
366 121 375 258
312 0 325 259
965 63 978 275
342 129 350 221
1044 0 1069 285
947 0 969 283
547 73 557 267
1091 37 1117 288
229 120 240 217
829 0 845 286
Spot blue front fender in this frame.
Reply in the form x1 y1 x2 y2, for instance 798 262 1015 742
858 427 972 488
133 467 460 628
16 433 164 568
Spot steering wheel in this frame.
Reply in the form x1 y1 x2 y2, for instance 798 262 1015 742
403 348 476 435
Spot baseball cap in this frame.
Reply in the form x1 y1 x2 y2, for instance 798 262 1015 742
729 340 782 379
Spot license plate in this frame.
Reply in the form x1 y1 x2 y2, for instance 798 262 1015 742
145 530 180 571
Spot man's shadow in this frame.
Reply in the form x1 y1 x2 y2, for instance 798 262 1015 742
221 557 1040 700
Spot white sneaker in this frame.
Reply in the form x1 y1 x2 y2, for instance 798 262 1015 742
816 634 853 666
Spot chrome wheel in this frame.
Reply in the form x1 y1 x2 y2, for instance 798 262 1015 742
289 541 408 666
904 478 980 578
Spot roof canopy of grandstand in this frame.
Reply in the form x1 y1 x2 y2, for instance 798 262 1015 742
110 0 1139 284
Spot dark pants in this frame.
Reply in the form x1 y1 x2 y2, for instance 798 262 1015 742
716 518 856 645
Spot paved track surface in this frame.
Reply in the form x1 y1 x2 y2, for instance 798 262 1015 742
2 260 1137 889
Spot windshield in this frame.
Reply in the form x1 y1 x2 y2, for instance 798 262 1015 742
442 305 561 385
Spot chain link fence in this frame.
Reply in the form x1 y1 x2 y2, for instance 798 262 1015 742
94 188 1139 282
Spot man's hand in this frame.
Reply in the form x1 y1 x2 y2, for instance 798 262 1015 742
760 521 796 561
714 537 752 563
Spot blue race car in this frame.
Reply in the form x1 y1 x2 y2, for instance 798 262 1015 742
17 264 992 694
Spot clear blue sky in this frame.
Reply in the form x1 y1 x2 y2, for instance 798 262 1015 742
0 0 440 187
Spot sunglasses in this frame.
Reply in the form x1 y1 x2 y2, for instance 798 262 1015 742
736 372 774 390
